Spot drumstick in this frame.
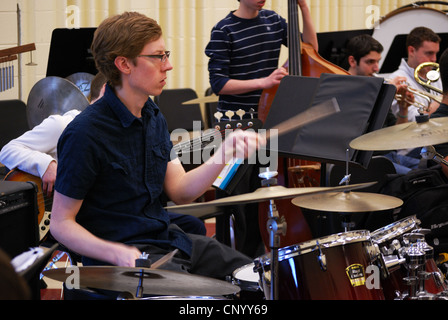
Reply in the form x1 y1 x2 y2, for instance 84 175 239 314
264 97 340 140
151 249 179 269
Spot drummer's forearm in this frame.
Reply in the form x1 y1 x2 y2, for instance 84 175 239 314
50 191 142 267
164 157 226 205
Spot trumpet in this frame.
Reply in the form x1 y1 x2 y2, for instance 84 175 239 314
377 75 440 111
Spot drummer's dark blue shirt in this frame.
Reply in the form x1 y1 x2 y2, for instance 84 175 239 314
55 84 192 259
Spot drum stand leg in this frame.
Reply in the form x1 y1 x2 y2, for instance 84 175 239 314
259 168 286 300
266 199 286 300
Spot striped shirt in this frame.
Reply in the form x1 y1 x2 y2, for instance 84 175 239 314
205 9 288 118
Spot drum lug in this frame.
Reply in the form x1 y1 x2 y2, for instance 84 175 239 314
432 271 445 289
316 241 327 271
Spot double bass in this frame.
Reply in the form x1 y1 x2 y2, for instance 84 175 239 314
258 0 349 249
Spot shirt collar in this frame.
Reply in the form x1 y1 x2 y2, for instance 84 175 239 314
104 84 160 127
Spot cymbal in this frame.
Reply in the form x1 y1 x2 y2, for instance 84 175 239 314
27 76 89 128
166 182 376 214
43 266 240 297
182 94 219 105
350 117 448 151
292 191 403 213
66 72 95 98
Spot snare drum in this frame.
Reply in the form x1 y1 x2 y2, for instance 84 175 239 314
255 230 385 300
231 263 264 300
372 216 447 299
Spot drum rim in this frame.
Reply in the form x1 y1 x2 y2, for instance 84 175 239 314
258 230 372 264
371 215 421 244
374 6 447 28
232 263 259 289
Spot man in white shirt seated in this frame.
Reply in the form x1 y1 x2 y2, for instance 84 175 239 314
389 26 442 122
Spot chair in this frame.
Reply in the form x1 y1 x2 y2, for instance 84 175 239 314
0 100 29 178
154 88 203 132
0 100 29 151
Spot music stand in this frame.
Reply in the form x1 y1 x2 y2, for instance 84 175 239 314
263 73 396 169
46 28 97 78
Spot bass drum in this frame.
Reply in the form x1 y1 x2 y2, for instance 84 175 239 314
255 230 385 300
372 6 448 72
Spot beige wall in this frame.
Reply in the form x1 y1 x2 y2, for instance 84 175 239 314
0 0 445 104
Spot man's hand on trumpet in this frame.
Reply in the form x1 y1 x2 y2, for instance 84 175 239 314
389 76 415 124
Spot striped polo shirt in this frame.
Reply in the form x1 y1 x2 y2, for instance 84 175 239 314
205 9 288 119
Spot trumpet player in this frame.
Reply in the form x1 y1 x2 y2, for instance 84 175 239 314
346 34 414 125
390 27 442 122
346 34 421 174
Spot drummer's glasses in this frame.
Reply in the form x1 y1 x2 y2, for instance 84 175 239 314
137 51 171 63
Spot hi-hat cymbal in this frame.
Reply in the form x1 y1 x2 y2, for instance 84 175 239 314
166 182 376 214
43 266 239 297
292 191 403 213
27 76 89 128
350 117 448 151
182 95 219 105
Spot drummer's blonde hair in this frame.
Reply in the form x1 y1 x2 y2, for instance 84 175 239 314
91 12 162 87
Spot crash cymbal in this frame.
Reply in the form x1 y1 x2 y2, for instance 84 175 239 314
292 191 403 213
26 76 89 128
43 266 240 297
66 72 95 98
350 116 448 151
166 182 376 214
182 94 219 105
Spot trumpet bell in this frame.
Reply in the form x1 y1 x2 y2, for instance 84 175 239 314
415 62 442 94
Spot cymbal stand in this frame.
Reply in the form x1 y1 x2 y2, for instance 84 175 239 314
259 168 287 300
339 149 355 232
135 252 151 299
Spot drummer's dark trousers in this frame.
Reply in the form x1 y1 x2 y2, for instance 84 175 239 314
134 233 253 280
82 233 253 281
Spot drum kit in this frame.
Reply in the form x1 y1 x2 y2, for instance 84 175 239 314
43 86 448 302
41 123 447 301
42 162 448 300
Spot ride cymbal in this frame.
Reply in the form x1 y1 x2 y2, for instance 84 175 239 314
292 191 403 213
350 116 448 151
166 182 376 214
43 266 240 297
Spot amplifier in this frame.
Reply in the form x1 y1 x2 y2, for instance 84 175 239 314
0 181 39 259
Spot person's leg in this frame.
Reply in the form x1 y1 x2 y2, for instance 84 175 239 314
188 233 253 280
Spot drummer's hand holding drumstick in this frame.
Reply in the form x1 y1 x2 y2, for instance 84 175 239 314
219 129 266 164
